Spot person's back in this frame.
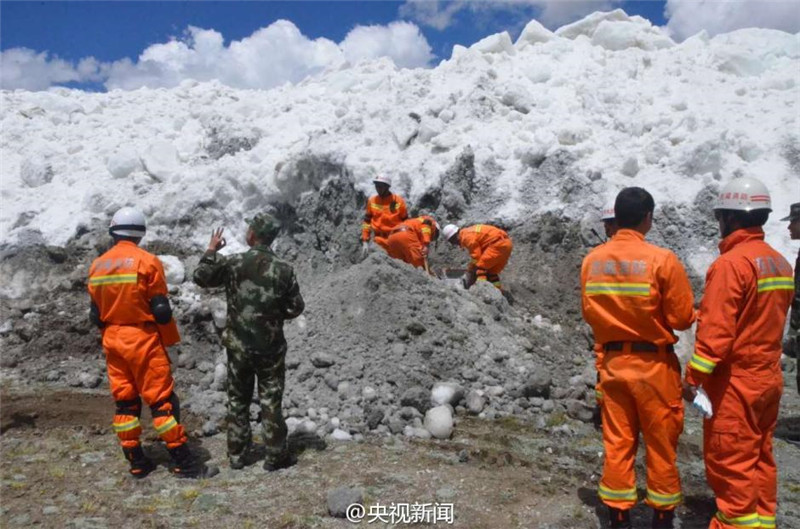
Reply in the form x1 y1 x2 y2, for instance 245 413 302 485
194 213 304 471
197 245 304 351
89 207 213 479
581 188 694 529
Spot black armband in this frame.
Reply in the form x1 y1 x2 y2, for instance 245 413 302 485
149 295 173 325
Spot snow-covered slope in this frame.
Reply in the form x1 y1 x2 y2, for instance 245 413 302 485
1 10 798 262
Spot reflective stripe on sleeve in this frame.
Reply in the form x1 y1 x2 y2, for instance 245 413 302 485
688 353 717 374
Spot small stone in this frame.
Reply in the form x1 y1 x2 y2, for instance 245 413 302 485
202 420 219 436
523 372 551 398
42 506 59 516
327 487 364 518
436 487 457 500
542 400 555 413
79 452 106 464
466 390 487 414
311 353 335 368
330 428 353 441
400 386 430 413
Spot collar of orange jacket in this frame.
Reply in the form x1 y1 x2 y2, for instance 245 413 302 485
610 229 646 242
719 227 765 254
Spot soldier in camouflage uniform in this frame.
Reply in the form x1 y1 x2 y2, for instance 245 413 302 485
193 213 305 471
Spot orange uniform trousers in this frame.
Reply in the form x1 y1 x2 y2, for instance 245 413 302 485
104 324 187 449
380 229 425 269
703 367 781 529
598 346 684 510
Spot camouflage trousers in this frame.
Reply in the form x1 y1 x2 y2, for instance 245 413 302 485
225 339 288 464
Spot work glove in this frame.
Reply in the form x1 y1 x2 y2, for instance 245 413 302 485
360 241 369 258
691 387 713 419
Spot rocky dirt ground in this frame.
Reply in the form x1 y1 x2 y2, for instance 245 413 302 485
2 382 799 529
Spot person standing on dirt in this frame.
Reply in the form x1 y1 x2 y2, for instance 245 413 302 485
377 214 439 273
88 207 216 479
682 178 793 529
360 175 408 257
581 187 696 529
782 202 800 396
441 223 513 290
193 213 305 471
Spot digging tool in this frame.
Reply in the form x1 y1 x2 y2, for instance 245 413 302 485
591 228 606 245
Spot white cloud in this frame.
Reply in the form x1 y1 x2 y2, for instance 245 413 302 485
399 0 621 31
341 21 433 68
665 0 800 41
1 19 434 92
0 48 103 90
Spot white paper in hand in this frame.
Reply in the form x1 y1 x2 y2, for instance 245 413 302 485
692 387 713 418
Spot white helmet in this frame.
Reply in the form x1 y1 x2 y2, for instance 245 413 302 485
109 206 146 238
714 177 772 212
601 201 616 221
373 175 392 187
442 224 459 241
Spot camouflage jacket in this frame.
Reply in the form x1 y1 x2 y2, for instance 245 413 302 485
193 245 305 351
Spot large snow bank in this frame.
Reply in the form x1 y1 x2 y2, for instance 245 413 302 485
0 10 797 269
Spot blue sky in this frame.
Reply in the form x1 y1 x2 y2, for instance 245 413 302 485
1 1 797 91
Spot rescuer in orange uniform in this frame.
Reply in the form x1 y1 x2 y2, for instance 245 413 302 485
682 178 793 529
88 207 216 479
360 175 408 257
442 223 512 290
379 215 440 271
581 187 696 529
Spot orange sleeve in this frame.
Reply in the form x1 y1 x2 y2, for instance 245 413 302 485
460 231 482 270
685 259 744 386
658 251 696 332
146 255 181 347
398 196 408 222
361 198 373 241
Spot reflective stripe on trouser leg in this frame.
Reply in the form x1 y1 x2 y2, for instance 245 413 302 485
486 273 502 291
151 397 187 449
712 511 760 528
113 414 142 449
758 514 776 528
598 358 640 510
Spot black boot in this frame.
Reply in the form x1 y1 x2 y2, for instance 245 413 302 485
263 452 297 472
122 445 156 479
168 444 218 479
652 508 675 529
608 507 632 529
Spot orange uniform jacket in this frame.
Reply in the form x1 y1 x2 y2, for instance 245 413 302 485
361 193 408 241
684 228 792 529
458 224 512 274
89 241 180 345
686 228 793 386
582 230 696 347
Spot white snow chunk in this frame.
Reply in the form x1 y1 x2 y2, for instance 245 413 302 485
515 20 555 47
555 9 631 40
106 147 143 179
140 141 179 181
591 20 674 51
158 255 185 285
19 159 54 188
470 31 515 55
424 405 454 439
